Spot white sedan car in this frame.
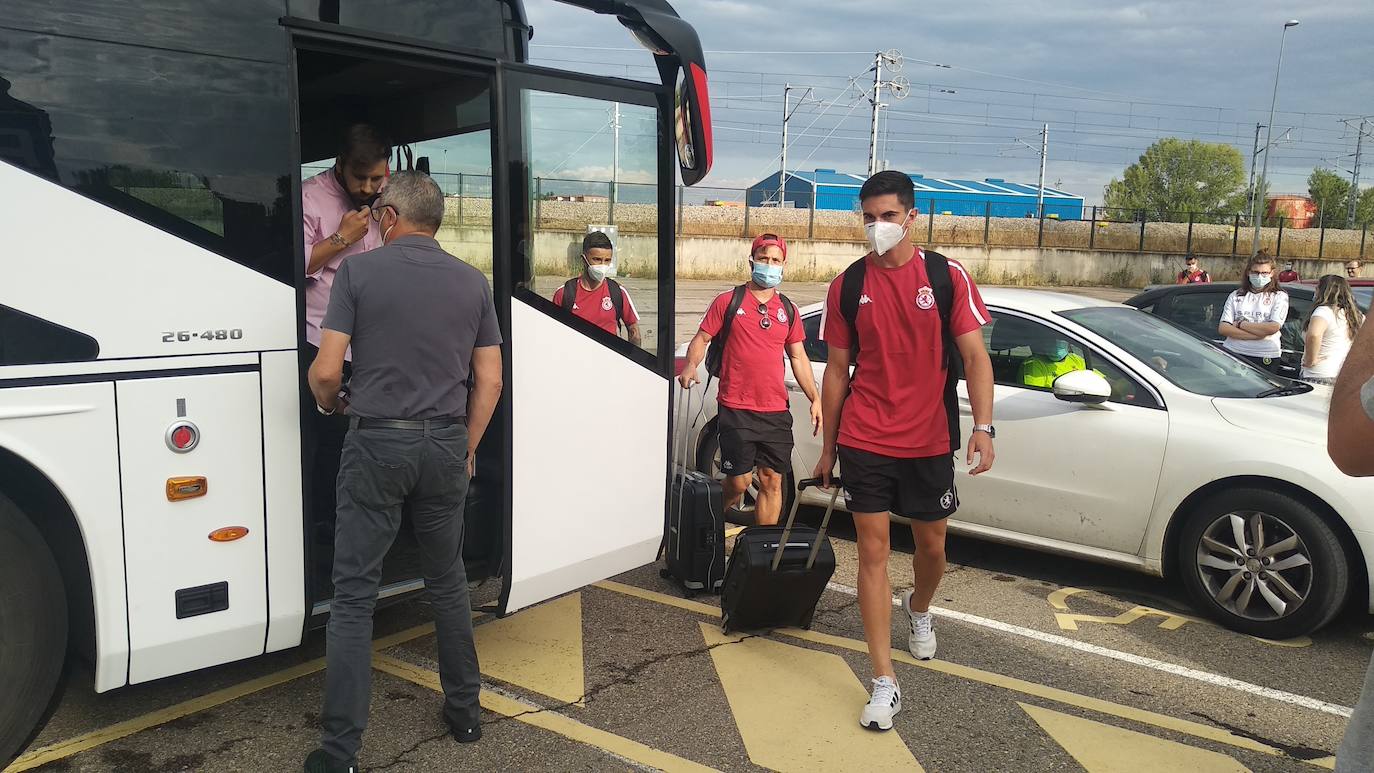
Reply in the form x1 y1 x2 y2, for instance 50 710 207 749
675 289 1374 639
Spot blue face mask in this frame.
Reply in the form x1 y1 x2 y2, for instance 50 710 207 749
751 261 783 289
1052 342 1069 361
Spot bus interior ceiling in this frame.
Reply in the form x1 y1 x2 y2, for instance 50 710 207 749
296 50 491 165
296 48 503 607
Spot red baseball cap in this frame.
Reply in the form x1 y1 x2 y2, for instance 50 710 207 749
750 233 787 260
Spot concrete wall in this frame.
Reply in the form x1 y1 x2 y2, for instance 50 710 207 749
435 223 1357 287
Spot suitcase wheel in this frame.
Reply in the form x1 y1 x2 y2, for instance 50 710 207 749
721 614 730 634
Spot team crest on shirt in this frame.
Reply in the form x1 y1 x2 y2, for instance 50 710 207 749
940 490 954 509
916 286 936 310
776 307 788 323
601 297 614 311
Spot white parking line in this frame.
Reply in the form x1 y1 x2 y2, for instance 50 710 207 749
824 581 1355 719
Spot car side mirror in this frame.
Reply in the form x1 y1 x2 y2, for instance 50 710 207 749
1053 370 1111 405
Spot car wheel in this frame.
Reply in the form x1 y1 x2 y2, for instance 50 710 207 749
695 423 794 525
0 490 69 764
1178 488 1348 639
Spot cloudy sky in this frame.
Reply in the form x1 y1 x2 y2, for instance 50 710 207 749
521 0 1374 206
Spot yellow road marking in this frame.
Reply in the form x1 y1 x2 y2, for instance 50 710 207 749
4 658 326 773
372 653 719 773
474 592 585 705
1021 703 1249 772
594 579 1331 769
725 526 745 539
1047 587 1311 648
702 624 922 772
5 620 448 772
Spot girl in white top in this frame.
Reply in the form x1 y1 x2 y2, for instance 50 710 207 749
1219 252 1289 374
1302 274 1364 385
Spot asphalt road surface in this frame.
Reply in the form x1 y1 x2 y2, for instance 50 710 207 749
11 515 1368 772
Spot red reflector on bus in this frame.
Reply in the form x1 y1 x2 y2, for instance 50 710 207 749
209 526 249 542
166 421 200 453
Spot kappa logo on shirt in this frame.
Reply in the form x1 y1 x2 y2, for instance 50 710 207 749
736 308 747 316
859 294 873 305
721 460 734 471
601 297 614 311
916 286 936 310
572 303 580 311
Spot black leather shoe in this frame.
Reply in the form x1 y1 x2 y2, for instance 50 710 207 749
304 749 356 773
444 710 483 744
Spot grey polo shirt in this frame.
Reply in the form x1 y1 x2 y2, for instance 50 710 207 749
323 234 501 419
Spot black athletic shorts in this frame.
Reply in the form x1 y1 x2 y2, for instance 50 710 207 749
838 445 958 522
1237 354 1281 374
716 405 793 478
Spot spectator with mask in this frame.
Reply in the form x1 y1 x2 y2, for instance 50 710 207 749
1219 251 1289 374
1176 255 1210 284
1303 274 1364 386
1278 261 1300 283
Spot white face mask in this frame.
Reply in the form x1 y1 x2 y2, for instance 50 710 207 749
585 258 613 282
865 213 911 255
1249 273 1270 288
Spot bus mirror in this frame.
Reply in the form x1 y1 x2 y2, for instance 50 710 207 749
673 64 711 186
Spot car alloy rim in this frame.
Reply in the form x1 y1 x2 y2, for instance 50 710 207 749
1196 510 1312 621
711 445 757 515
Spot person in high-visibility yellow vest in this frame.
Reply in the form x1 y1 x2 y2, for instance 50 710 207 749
1019 337 1100 388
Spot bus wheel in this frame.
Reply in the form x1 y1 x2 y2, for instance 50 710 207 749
0 492 68 764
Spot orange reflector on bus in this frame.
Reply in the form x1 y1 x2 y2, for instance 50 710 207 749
166 476 207 501
209 526 249 542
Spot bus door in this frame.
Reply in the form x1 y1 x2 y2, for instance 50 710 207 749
496 69 677 614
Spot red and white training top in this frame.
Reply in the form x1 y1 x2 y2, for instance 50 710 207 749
552 280 641 336
821 248 989 458
699 289 804 413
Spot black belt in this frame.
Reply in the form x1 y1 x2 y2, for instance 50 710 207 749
353 416 465 431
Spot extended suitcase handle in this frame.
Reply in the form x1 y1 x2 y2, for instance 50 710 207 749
771 476 844 572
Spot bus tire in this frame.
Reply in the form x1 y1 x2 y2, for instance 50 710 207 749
0 492 68 764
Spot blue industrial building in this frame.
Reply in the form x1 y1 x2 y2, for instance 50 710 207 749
746 169 1085 220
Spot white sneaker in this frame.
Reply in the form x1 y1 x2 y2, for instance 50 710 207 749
902 589 937 661
860 676 902 731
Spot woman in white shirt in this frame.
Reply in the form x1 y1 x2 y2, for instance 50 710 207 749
1219 251 1289 374
1302 274 1364 385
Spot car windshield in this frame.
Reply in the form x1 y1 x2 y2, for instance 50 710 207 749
1354 288 1372 310
1059 307 1296 399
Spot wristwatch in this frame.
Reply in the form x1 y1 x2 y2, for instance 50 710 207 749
972 424 996 438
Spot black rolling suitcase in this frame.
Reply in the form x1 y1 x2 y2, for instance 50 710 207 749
720 478 841 633
661 387 725 596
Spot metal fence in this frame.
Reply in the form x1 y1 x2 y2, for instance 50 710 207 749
412 171 1374 261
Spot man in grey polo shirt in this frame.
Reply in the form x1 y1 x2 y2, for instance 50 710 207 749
304 171 503 773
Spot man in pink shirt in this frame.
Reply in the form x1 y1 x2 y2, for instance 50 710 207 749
301 124 389 543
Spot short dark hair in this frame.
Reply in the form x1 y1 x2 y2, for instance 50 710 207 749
859 170 915 211
339 123 391 167
582 231 613 253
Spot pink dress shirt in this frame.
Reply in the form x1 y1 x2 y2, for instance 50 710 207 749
302 170 382 354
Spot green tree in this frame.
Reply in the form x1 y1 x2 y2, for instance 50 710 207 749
1358 186 1374 227
1308 168 1352 228
1103 138 1247 222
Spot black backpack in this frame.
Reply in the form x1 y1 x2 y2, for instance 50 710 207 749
704 285 797 378
837 250 963 453
561 278 626 330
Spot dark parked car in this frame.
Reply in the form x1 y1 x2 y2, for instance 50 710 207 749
1125 282 1372 379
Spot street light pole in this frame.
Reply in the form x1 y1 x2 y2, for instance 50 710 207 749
1251 19 1299 257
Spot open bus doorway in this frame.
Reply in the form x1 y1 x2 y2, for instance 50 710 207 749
293 46 505 608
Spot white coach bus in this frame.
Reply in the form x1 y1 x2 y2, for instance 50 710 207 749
0 0 713 759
